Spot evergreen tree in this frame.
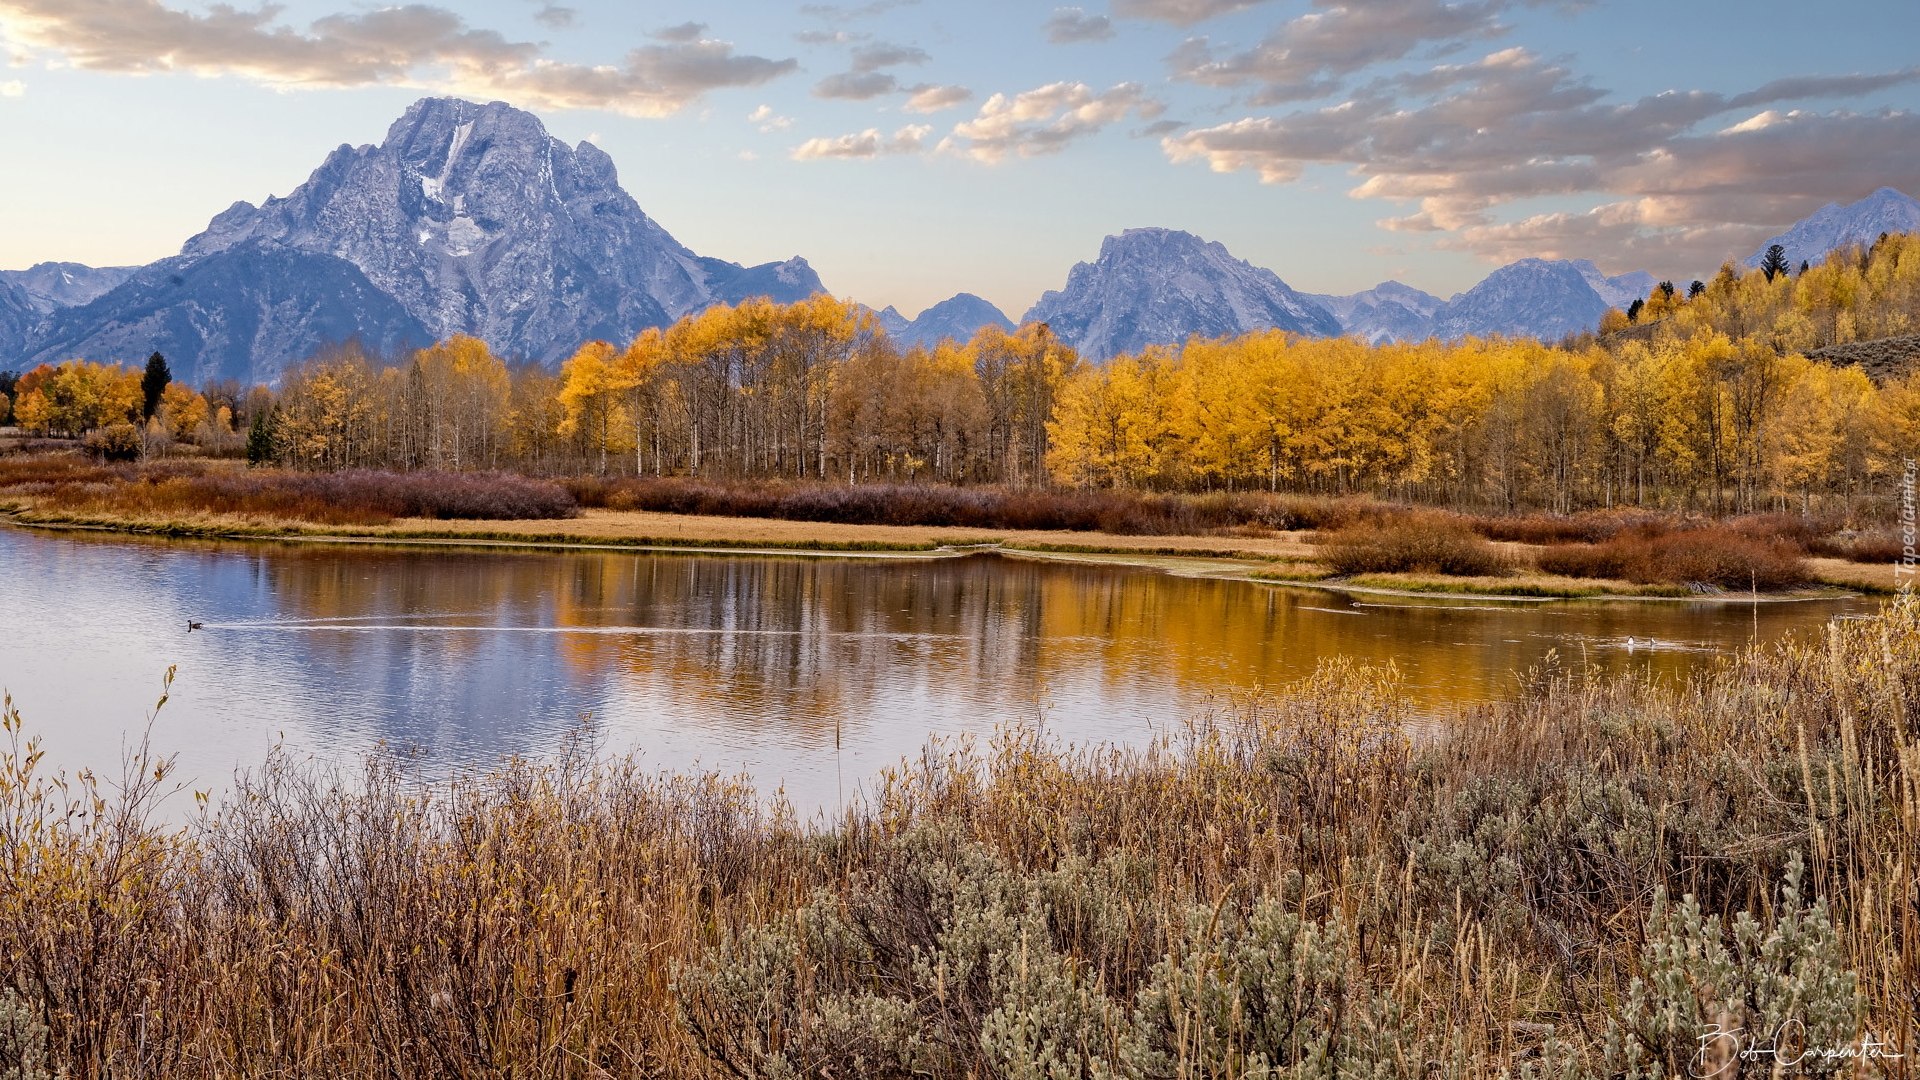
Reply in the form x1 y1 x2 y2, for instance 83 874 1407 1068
140 352 171 420
246 405 281 466
1688 279 1706 298
1799 259 1810 275
1760 244 1791 282
1626 297 1644 323
1657 280 1676 300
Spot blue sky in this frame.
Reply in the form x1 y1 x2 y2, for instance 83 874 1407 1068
0 0 1916 318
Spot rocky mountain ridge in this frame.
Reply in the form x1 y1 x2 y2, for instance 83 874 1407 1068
1023 228 1341 360
6 98 825 385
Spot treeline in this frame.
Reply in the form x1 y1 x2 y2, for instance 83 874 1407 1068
5 232 1918 517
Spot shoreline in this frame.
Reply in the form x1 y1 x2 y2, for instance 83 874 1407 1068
4 504 1890 604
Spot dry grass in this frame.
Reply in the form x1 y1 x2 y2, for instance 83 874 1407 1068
6 597 1920 1078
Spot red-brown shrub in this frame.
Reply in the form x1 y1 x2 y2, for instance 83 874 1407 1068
1319 517 1509 576
2 457 577 524
566 477 1397 536
1536 527 1807 590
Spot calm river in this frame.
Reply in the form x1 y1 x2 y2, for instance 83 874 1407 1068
0 524 1881 811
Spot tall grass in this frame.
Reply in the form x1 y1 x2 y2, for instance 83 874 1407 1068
5 596 1920 1077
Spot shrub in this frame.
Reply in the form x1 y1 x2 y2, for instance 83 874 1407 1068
1470 509 1671 545
1 458 578 523
1537 528 1808 590
1607 856 1862 1079
81 423 142 462
1811 531 1904 563
0 990 49 1080
568 477 1396 536
1319 517 1509 576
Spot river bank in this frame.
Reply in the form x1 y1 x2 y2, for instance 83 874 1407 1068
3 501 1895 599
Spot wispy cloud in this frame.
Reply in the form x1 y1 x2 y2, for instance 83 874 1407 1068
793 123 931 159
0 0 797 117
1112 0 1275 27
1044 7 1115 44
1167 0 1511 104
1163 47 1920 268
811 36 931 100
903 83 971 112
943 81 1163 162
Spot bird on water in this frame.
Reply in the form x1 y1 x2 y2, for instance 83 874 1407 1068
187 620 204 632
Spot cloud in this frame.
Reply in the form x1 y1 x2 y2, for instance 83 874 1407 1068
0 0 797 117
1162 47 1920 271
531 4 575 30
1168 0 1511 103
1044 7 1115 44
748 103 792 131
793 123 931 160
943 81 1164 162
649 21 706 43
795 29 857 44
0 78 20 95
1137 118 1186 136
848 41 927 70
903 82 971 112
812 36 928 100
798 0 919 22
814 70 898 99
1112 0 1275 26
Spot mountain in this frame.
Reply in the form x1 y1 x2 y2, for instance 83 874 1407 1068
1574 261 1657 310
0 262 139 315
178 97 822 362
20 242 433 387
880 293 1015 348
1746 187 1920 269
1426 258 1653 342
1023 228 1340 360
1304 281 1443 344
11 96 826 382
0 279 36 363
873 305 912 337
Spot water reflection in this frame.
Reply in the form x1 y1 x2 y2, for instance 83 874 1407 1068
0 525 1880 812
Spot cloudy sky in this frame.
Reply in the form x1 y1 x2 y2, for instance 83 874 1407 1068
0 0 1915 318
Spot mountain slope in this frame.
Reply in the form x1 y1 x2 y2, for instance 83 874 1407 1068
893 294 1014 347
1746 187 1920 269
21 242 432 386
0 279 36 363
0 263 139 315
1304 281 1443 344
1428 259 1650 341
176 97 823 363
1024 228 1339 360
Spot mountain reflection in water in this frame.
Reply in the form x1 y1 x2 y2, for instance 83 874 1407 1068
0 526 1878 812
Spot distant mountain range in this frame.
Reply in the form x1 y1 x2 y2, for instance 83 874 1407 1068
1743 187 1920 270
874 293 1016 348
0 95 1913 379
